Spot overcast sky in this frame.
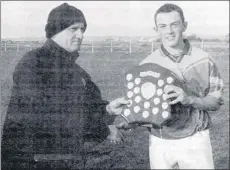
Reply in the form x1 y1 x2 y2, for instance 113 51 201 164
1 1 229 39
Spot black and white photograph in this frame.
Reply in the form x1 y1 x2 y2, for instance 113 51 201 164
1 1 229 169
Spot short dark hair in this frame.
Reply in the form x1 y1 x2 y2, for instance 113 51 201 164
154 3 185 26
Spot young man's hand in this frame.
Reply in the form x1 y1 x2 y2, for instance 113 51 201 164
116 121 138 130
164 85 192 105
106 97 130 115
164 84 223 111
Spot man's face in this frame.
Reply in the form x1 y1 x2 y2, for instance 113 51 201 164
54 22 85 52
155 11 187 48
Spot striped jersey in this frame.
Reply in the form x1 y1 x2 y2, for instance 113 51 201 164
140 39 224 139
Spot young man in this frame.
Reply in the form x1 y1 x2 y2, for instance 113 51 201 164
107 3 224 169
1 3 122 169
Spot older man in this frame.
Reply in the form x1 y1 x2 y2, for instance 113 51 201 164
1 3 124 169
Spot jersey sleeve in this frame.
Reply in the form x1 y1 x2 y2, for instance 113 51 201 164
206 56 224 105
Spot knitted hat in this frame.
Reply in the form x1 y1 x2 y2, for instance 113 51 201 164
45 3 87 38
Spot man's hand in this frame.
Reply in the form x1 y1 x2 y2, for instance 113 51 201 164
106 97 130 115
107 125 125 144
164 85 191 105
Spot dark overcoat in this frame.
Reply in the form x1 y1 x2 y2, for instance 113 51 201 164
1 39 111 169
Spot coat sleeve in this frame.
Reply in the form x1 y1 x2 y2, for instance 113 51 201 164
83 79 116 142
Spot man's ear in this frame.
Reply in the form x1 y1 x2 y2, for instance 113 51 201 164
182 21 188 32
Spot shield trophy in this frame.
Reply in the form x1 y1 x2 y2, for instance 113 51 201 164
121 63 187 128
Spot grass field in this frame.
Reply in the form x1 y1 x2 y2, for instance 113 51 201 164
0 43 229 169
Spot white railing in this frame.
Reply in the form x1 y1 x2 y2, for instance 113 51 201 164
0 40 227 54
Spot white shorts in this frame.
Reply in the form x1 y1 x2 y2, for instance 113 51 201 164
149 129 214 169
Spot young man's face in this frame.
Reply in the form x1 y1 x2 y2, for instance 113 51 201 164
155 11 187 48
53 22 85 52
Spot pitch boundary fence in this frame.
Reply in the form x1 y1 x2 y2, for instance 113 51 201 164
0 40 227 54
